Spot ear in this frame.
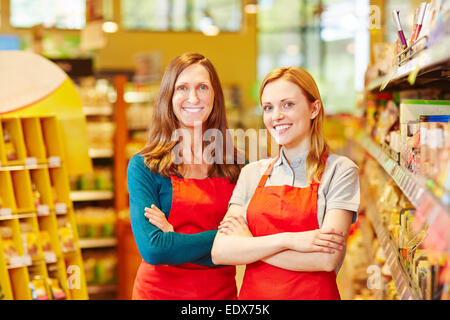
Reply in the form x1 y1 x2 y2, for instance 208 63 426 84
310 100 321 120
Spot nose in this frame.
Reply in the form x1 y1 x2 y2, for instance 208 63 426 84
272 106 284 121
188 88 200 104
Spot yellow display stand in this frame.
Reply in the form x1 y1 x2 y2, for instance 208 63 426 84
0 115 88 300
0 51 91 300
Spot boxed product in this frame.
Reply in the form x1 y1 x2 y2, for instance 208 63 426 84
46 264 66 300
47 278 66 300
82 250 117 285
57 218 75 253
76 207 116 238
0 226 19 264
419 115 449 184
29 275 49 300
400 100 450 169
20 222 39 258
2 127 18 161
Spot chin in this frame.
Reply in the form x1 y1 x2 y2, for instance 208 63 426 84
180 118 207 128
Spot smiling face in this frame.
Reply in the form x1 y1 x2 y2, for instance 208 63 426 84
172 64 215 128
261 79 320 151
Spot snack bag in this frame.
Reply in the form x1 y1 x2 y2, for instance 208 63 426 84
48 278 66 300
29 277 49 300
59 226 75 252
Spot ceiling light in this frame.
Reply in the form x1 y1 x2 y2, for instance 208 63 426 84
245 4 258 14
203 25 219 36
102 21 118 33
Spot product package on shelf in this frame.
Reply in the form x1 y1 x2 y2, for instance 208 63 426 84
83 249 117 286
57 217 76 254
46 263 67 300
27 265 50 301
20 221 40 260
365 1 449 89
70 166 114 192
362 157 448 300
76 207 116 239
400 100 450 198
362 93 450 203
85 121 115 151
77 77 114 110
0 225 21 267
334 113 449 300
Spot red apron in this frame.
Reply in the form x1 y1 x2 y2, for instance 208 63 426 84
239 154 341 300
132 176 237 300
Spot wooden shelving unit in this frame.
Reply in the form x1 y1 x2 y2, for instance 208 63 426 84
0 115 88 300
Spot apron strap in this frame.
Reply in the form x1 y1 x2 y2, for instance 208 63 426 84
257 156 280 188
258 152 329 187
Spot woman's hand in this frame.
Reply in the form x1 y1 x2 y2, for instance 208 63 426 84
286 228 346 254
218 215 253 237
144 205 174 233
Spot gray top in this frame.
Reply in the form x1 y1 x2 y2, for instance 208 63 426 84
229 148 360 227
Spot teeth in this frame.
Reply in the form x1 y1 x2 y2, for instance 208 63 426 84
183 108 202 113
274 124 291 131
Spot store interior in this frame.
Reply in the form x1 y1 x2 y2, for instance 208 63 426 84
0 0 449 300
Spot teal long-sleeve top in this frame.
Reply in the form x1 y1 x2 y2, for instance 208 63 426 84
127 154 220 267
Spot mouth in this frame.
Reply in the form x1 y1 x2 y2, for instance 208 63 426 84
182 107 204 114
272 123 292 134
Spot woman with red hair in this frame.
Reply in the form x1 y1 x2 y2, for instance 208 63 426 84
211 67 360 300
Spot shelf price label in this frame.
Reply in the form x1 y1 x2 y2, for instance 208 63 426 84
25 157 38 168
37 204 50 216
44 251 57 264
48 156 61 168
0 207 13 216
54 203 67 215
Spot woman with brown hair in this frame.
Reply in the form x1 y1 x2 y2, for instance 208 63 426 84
211 67 360 300
127 52 242 300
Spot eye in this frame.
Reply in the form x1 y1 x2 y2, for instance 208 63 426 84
199 84 209 90
176 85 187 91
262 105 272 112
283 102 294 108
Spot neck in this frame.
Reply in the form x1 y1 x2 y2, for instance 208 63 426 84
178 124 204 163
282 137 310 164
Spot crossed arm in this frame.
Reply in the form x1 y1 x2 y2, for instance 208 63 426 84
210 204 353 272
144 203 353 272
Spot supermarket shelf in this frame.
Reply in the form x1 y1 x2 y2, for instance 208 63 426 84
127 124 148 131
367 35 450 92
88 148 114 158
357 131 449 208
0 160 61 171
0 212 38 221
362 183 423 300
79 237 117 249
357 131 450 253
87 284 117 295
124 91 151 103
82 105 113 116
70 190 114 202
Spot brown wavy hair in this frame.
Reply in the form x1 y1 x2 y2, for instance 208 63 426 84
138 52 242 183
259 67 330 184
